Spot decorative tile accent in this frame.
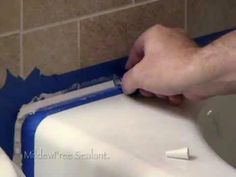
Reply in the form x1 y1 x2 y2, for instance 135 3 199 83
0 35 20 87
23 22 79 77
0 0 20 34
80 0 185 67
187 0 236 37
24 0 131 29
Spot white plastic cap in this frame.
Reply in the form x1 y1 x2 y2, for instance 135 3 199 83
165 147 190 160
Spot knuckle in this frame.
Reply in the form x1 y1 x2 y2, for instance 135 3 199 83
144 24 165 40
153 24 166 30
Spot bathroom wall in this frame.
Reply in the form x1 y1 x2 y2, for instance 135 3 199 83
0 0 235 87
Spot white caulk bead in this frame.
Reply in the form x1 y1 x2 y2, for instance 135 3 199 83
15 147 21 154
165 147 190 160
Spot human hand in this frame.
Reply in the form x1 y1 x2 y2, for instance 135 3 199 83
122 25 236 104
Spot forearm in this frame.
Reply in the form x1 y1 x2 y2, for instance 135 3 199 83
193 30 236 84
184 31 236 98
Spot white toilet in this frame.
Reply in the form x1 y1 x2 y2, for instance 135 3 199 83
0 148 25 177
14 81 236 177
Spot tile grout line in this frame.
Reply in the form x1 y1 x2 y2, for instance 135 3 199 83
77 20 81 68
24 18 78 34
69 0 160 21
184 0 188 32
19 0 24 77
24 0 160 34
0 0 160 38
0 31 19 38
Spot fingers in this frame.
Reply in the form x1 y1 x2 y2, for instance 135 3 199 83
126 34 145 70
138 89 184 106
122 62 144 95
168 95 184 105
139 89 154 97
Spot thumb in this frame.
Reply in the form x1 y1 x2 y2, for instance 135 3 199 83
122 64 144 95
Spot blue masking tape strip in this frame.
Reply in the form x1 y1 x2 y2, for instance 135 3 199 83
194 28 235 46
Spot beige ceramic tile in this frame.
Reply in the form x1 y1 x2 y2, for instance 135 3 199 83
187 0 236 37
0 0 20 34
80 0 185 67
23 22 80 77
24 0 131 29
0 34 20 88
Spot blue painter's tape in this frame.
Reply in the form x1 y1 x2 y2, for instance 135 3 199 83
195 28 235 46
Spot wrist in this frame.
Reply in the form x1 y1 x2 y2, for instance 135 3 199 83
179 47 208 91
205 31 236 83
199 40 236 83
180 45 224 93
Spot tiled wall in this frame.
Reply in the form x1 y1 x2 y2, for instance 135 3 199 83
0 0 235 87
